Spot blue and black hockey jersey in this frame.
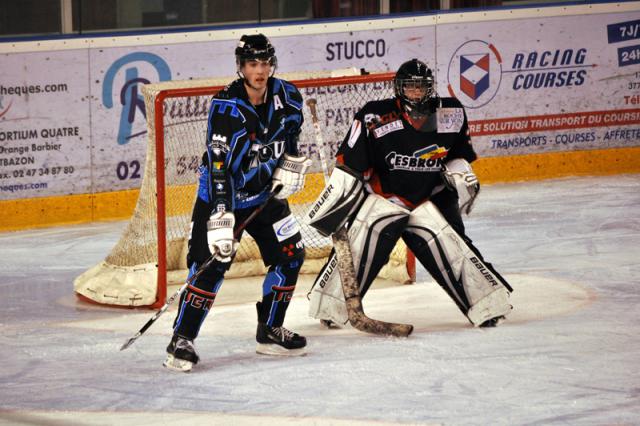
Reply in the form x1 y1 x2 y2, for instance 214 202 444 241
199 77 303 212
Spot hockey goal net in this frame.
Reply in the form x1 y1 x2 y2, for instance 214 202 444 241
74 70 415 308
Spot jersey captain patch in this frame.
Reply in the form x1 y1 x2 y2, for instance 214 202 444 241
373 119 404 138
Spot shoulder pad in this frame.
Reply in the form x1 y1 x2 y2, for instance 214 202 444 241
357 99 399 125
209 97 246 122
274 78 303 110
361 98 397 113
216 79 243 100
439 96 464 109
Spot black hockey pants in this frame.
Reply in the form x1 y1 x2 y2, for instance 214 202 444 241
172 195 305 340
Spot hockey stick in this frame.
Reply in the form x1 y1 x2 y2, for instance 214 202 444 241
305 99 331 181
120 186 282 351
305 99 413 337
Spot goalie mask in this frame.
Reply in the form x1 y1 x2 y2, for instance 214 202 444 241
394 59 439 118
235 33 277 75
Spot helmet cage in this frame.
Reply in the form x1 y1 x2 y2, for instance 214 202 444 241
394 59 436 113
395 76 435 112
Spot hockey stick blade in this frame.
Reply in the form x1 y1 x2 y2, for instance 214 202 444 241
120 187 282 351
332 227 414 337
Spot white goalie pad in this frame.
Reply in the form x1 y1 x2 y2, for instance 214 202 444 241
443 158 480 215
406 201 512 326
305 165 366 237
308 194 410 325
307 251 349 326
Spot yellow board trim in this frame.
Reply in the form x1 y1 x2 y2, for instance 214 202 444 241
473 146 640 183
2 147 639 232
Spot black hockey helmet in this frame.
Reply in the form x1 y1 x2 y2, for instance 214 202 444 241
235 33 277 68
394 59 437 113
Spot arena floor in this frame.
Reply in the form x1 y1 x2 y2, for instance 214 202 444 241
0 174 638 425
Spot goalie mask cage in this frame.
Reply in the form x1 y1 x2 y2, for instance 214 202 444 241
74 70 416 309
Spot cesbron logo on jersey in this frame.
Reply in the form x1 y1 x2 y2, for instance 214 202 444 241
386 145 447 172
102 52 171 145
447 40 503 109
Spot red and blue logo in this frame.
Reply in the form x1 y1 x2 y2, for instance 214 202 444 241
447 40 503 109
460 53 490 100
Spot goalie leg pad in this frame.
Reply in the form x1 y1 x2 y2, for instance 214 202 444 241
404 201 512 326
308 250 349 326
308 194 409 324
306 165 366 237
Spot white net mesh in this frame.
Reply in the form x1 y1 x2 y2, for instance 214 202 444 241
74 71 411 307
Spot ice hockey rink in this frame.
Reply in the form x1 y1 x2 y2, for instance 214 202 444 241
0 174 638 426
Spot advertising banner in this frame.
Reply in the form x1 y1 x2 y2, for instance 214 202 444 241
1 7 639 203
87 27 433 193
437 12 640 158
0 50 91 200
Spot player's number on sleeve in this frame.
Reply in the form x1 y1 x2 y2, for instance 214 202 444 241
116 160 142 180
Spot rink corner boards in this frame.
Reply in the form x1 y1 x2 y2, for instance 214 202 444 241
1 146 639 232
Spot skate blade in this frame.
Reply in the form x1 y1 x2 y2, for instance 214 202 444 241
163 354 194 372
256 343 307 357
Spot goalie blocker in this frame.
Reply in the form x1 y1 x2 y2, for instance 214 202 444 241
306 164 366 237
308 187 512 327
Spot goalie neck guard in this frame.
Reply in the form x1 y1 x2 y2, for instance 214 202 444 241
306 165 366 237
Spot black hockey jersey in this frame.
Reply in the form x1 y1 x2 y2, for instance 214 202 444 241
201 77 303 212
336 97 476 209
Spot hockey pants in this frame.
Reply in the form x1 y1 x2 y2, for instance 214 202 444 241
172 195 305 341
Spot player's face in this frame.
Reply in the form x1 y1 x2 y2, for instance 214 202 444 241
402 80 429 102
241 59 272 91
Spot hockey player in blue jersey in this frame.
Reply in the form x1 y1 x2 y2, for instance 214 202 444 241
164 34 311 372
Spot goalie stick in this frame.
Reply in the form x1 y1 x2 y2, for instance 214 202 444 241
120 186 282 351
305 98 413 338
305 99 331 182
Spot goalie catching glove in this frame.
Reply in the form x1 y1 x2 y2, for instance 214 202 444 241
271 154 313 199
442 158 480 215
207 211 238 262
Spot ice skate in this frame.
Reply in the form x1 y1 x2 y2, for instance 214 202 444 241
256 322 307 356
255 301 307 356
163 334 199 372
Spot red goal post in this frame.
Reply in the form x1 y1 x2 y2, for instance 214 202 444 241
74 70 416 309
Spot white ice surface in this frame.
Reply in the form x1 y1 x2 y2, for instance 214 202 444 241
0 175 639 426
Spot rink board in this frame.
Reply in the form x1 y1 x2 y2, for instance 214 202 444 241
1 145 639 231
